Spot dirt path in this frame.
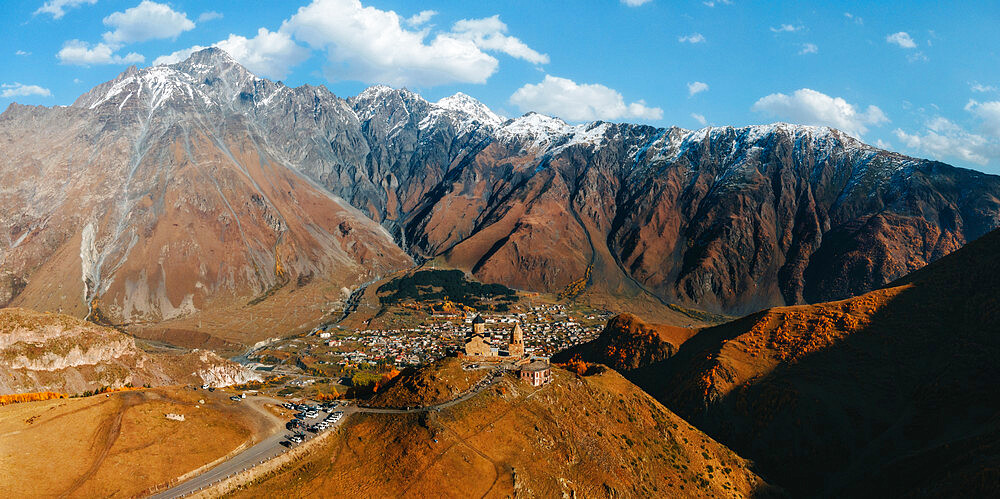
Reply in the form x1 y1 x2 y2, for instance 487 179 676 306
60 392 142 497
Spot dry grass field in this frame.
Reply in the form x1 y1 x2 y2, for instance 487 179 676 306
228 364 777 498
0 387 275 498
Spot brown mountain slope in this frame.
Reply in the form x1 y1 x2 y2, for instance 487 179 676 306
626 228 1000 497
6 49 1000 337
553 313 697 371
228 362 779 498
395 122 1000 316
0 307 258 395
0 52 412 346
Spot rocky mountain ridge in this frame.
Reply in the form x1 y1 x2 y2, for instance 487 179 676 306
2 47 1000 343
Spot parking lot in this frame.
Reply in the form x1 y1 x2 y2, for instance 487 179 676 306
280 401 350 446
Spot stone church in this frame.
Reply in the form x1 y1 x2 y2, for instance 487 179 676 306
464 315 526 359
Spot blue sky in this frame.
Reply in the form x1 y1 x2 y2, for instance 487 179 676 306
3 0 1000 172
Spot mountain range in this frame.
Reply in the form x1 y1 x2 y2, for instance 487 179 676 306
3 47 1000 344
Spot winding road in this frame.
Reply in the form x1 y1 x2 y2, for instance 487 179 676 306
149 367 507 498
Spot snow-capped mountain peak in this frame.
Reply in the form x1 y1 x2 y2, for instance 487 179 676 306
72 47 269 112
433 92 503 127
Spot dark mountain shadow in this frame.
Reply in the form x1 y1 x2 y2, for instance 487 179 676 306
630 228 1000 497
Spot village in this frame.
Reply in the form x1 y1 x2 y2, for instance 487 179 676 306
236 304 611 397
331 306 607 365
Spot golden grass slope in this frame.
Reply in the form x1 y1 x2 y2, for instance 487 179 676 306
0 387 272 498
229 363 778 498
366 357 478 408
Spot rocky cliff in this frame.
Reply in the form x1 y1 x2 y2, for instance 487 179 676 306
0 307 259 395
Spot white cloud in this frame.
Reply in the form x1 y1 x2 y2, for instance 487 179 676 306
875 139 891 150
451 15 549 65
215 29 310 79
510 75 662 122
691 113 707 126
687 81 708 96
152 46 208 66
622 0 653 6
799 43 818 55
34 0 96 19
57 40 144 66
844 12 863 25
1 83 52 98
751 88 889 136
102 1 195 44
169 0 544 87
405 10 436 27
965 100 1000 138
15 50 30 56
886 31 917 49
198 11 223 22
703 0 732 6
893 102 1000 165
894 119 996 165
678 33 706 44
770 24 803 33
907 51 928 63
153 29 309 80
971 82 997 93
282 0 541 86
73 78 82 84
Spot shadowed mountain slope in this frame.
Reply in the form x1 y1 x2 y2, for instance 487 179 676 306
624 227 1000 496
552 313 697 371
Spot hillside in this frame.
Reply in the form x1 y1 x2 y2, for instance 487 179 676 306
0 387 277 498
0 308 258 395
627 228 1000 497
552 313 697 371
3 49 1000 347
365 357 478 408
227 362 778 497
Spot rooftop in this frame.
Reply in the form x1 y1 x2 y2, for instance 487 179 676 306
521 360 550 372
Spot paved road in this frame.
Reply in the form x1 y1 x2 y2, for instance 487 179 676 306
149 368 504 498
149 399 356 499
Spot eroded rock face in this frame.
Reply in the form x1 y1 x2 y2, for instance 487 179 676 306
302 77 1000 316
2 47 999 333
192 350 261 387
0 307 259 395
